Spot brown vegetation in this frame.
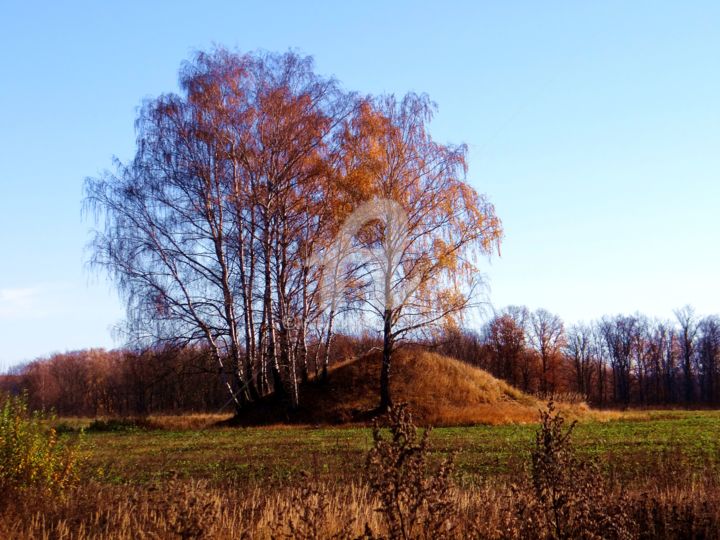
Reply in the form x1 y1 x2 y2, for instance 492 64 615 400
2 345 608 426
0 335 366 417
228 349 600 426
3 480 719 539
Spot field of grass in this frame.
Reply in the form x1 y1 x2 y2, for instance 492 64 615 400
69 410 720 487
2 408 719 538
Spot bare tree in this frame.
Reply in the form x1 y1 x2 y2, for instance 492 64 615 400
697 316 720 404
590 323 610 406
566 324 595 398
528 309 565 394
675 305 698 404
600 315 638 406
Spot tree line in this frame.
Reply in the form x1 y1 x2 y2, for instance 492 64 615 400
0 335 371 416
3 304 719 415
442 305 720 407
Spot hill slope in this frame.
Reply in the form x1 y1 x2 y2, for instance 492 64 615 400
235 349 595 426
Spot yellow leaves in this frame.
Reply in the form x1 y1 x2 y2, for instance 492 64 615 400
0 393 83 493
432 238 459 271
436 288 466 312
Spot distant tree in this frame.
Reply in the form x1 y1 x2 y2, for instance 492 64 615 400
589 324 610 406
697 316 720 404
630 316 652 405
600 315 638 406
675 306 698 404
528 309 565 394
566 324 595 398
643 321 668 404
438 327 485 369
484 307 532 390
651 321 680 404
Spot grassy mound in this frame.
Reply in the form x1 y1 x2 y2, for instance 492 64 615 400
233 349 598 426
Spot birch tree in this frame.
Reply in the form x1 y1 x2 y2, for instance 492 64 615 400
329 95 502 410
85 49 352 411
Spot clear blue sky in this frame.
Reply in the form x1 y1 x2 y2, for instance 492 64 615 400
1 1 719 370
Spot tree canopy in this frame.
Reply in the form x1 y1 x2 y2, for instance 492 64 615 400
85 48 502 412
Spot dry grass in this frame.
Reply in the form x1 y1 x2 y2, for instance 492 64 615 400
147 413 235 430
232 349 609 426
2 469 719 538
0 481 382 539
389 350 611 425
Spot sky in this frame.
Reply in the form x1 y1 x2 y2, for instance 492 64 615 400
1 1 719 370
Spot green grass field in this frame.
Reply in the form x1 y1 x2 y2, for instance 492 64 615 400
71 410 720 487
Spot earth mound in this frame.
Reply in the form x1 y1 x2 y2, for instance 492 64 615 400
232 348 595 426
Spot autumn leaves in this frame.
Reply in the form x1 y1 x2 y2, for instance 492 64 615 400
85 49 502 412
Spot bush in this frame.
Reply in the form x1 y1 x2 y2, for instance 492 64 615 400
514 400 633 540
86 416 154 432
0 392 82 495
365 403 456 539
